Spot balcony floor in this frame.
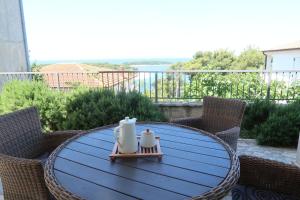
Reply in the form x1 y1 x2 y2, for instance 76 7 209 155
237 138 296 164
222 139 296 200
0 139 297 200
0 180 2 200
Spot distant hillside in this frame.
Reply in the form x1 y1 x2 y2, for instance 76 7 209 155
31 62 135 72
84 63 135 70
123 60 172 65
31 58 191 66
38 63 109 73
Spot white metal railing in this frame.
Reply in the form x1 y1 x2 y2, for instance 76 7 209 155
0 70 299 102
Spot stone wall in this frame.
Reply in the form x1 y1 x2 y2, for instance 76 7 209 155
0 0 29 72
156 102 203 121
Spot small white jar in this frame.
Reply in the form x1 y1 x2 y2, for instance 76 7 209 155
140 129 156 148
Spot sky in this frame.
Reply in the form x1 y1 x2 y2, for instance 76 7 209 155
23 0 300 61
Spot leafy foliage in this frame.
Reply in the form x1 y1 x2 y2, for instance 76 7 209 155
172 47 265 70
166 48 298 101
0 80 65 132
241 100 276 138
241 100 300 146
192 50 236 70
256 101 300 146
30 62 48 72
0 81 165 132
232 47 265 70
186 72 266 99
63 89 165 130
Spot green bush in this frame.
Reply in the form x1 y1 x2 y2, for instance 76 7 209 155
241 99 300 146
241 100 276 138
0 80 65 132
62 89 166 130
3 80 297 147
0 81 165 131
256 101 300 146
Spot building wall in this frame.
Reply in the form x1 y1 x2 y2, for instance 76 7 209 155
265 50 300 70
0 0 29 72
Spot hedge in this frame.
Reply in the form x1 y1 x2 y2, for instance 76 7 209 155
0 80 65 131
241 100 300 147
63 89 166 130
0 80 165 132
1 80 299 147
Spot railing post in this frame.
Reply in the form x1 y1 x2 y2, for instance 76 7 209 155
266 69 271 100
29 73 32 81
57 73 61 91
155 72 158 103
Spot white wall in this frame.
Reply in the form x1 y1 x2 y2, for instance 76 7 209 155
265 49 300 70
0 0 29 72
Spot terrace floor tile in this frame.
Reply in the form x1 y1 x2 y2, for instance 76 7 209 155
237 139 296 164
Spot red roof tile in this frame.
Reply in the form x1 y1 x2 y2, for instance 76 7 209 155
40 64 136 88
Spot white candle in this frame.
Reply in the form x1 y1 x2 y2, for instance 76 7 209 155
297 133 300 167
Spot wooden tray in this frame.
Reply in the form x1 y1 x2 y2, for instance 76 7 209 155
110 136 163 161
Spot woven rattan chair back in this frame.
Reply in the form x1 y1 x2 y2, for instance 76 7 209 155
238 155 300 198
0 107 43 158
202 96 246 133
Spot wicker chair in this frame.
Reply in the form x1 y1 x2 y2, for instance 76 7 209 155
0 107 82 200
172 96 246 151
232 155 300 199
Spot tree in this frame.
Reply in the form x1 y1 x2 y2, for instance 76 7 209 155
164 47 294 101
172 47 265 70
232 47 265 70
187 49 236 70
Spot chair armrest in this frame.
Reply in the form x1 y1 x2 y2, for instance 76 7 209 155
215 126 240 151
171 117 204 129
0 154 50 199
239 155 300 197
43 130 83 152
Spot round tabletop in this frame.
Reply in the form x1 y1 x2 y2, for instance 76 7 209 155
45 123 239 200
